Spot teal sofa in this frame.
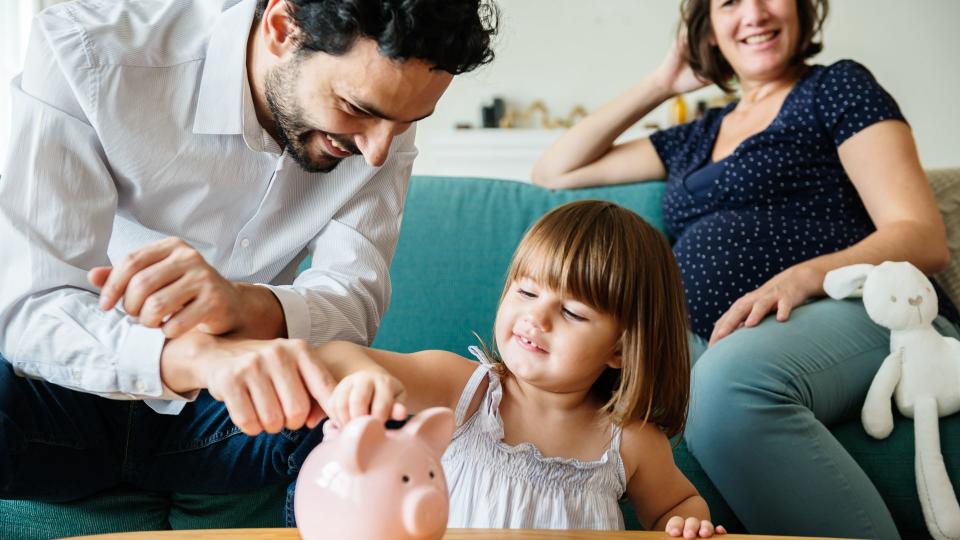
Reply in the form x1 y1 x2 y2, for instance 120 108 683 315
2 175 958 539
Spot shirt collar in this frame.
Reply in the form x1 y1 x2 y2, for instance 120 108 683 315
192 0 258 135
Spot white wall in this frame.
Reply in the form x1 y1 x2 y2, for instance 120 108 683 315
419 0 960 169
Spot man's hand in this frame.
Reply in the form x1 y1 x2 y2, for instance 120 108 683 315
89 237 282 339
162 334 335 435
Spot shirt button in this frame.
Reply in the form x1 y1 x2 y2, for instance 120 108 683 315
136 380 147 393
240 238 250 248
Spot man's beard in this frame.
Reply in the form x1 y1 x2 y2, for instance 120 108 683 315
264 57 355 173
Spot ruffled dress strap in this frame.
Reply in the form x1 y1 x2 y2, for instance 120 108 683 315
451 345 496 427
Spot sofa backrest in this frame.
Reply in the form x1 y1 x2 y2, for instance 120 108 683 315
372 170 960 352
372 176 667 353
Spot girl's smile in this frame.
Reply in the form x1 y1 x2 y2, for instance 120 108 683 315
514 333 547 354
495 277 621 393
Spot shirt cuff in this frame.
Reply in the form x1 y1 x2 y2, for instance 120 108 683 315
260 284 311 341
117 324 198 415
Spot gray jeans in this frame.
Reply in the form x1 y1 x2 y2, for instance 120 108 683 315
685 298 960 540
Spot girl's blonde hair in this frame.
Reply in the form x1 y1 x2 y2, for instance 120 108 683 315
485 200 690 437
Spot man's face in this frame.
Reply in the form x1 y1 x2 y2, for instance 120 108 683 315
264 38 452 173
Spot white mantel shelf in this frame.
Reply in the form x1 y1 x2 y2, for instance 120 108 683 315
411 127 652 182
411 128 561 182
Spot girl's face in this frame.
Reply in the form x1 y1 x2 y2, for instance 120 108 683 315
709 0 800 84
494 277 622 393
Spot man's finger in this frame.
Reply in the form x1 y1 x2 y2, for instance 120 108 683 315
299 356 337 410
122 258 189 317
138 276 197 327
99 243 172 310
270 367 312 431
246 374 285 434
305 401 327 429
221 387 263 436
159 300 202 338
87 266 112 288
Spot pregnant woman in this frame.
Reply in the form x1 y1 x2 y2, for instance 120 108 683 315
532 0 960 538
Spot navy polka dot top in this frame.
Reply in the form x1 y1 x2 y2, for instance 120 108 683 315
651 59 959 339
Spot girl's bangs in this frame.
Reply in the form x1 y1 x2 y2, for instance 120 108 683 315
507 223 627 317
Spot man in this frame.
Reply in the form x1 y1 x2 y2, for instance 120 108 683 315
0 0 497 515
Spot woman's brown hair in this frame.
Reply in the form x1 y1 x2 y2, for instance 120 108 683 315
680 0 829 92
483 200 691 437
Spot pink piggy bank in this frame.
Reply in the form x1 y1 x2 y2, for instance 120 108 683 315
294 407 455 540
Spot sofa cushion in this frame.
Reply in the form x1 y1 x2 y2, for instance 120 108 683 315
0 484 286 539
0 489 169 540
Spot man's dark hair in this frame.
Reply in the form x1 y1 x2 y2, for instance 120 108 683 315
680 0 828 92
255 0 498 75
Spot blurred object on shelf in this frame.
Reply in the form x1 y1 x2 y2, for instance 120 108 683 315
455 122 473 130
480 96 506 128
706 92 737 109
498 100 589 129
668 95 687 126
695 99 708 120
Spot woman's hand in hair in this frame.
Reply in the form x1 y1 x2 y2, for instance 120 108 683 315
652 34 711 98
709 264 826 346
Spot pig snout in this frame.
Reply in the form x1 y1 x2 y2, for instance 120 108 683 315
401 486 447 538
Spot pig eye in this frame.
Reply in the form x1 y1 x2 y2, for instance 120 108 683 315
402 475 410 483
890 296 897 303
429 470 435 479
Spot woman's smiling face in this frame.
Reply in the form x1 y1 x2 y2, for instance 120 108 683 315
709 0 801 84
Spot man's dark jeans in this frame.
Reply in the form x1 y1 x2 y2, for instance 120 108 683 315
0 357 324 523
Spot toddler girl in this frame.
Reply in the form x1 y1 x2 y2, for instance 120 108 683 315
317 200 723 538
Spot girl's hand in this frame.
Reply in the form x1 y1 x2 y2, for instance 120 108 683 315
652 34 711 97
326 371 407 428
665 516 726 538
709 265 826 346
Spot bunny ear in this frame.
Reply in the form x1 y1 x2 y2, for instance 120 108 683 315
338 416 386 473
403 407 455 459
823 264 876 299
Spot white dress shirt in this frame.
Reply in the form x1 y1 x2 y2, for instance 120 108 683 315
0 0 418 414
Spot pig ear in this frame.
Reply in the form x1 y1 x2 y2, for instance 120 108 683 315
338 416 386 473
823 264 875 299
403 407 455 459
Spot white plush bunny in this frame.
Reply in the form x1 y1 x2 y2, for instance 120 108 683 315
824 261 960 540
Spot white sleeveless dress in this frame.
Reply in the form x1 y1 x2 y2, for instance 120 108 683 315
441 346 627 530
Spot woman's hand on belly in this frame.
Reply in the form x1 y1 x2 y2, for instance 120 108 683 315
708 264 826 346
